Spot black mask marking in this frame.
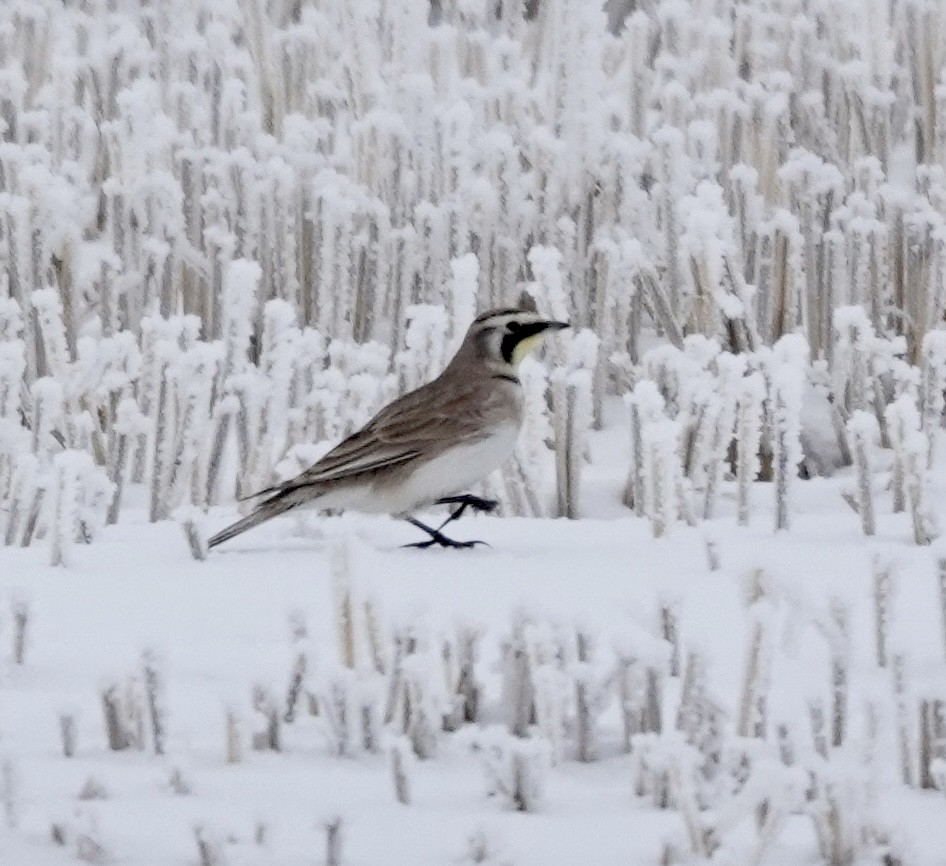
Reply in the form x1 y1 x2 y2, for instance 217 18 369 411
500 321 547 363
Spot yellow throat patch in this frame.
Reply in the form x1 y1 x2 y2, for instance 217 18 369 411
511 333 544 365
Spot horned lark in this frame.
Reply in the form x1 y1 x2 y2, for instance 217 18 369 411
207 307 569 549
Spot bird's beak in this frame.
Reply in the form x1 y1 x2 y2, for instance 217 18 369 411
517 320 570 341
509 320 570 365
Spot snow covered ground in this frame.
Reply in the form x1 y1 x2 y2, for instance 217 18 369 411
1 420 945 866
4 0 946 863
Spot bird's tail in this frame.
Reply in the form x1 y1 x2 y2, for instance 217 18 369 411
207 494 297 549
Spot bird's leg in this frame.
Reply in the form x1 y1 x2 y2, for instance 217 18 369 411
401 496 497 548
402 516 485 550
434 494 499 529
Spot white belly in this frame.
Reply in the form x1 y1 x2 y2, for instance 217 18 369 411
314 422 519 515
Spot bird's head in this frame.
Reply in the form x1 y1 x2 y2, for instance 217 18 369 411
462 307 570 377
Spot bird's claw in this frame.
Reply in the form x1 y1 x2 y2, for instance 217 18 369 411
402 536 487 550
435 495 499 514
434 495 499 529
404 503 494 549
401 538 489 550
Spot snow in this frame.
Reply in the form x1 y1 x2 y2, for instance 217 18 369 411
0 417 944 863
3 0 946 862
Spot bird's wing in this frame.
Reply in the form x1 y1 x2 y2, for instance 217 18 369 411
260 375 495 497
248 436 423 501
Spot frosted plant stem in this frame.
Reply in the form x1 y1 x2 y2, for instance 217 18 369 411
166 359 212 510
142 649 166 756
704 536 721 571
848 412 876 536
829 601 849 749
739 619 765 739
324 672 350 756
938 555 946 664
455 627 481 724
383 632 413 726
552 373 570 518
363 599 387 676
404 667 437 758
921 331 946 468
204 400 235 506
703 358 743 521
331 539 356 670
574 630 597 763
644 270 685 349
122 678 145 751
736 374 764 526
32 288 70 380
361 696 379 754
625 400 645 515
106 432 130 526
59 713 76 758
675 650 698 734
503 623 533 738
131 331 156 485
194 827 224 866
660 605 680 678
149 359 171 523
930 700 946 793
49 453 79 567
3 458 29 545
904 442 935 545
774 389 791 532
644 422 677 538
509 745 543 812
324 682 352 758
0 759 17 831
675 472 696 527
19 482 46 549
671 760 715 858
831 655 847 749
284 651 307 724
390 740 412 805
251 686 281 752
892 655 913 786
643 666 662 734
11 599 28 665
809 700 828 759
617 656 641 753
885 400 909 514
560 376 586 519
919 699 935 790
892 450 906 513
101 685 129 751
873 557 891 669
178 512 207 561
739 571 768 739
234 385 253 501
777 724 794 766
225 708 242 765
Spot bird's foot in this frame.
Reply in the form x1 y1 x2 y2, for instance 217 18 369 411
403 534 486 550
436 494 499 513
403 516 489 550
435 494 499 528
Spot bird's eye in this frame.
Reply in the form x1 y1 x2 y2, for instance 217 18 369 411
506 322 520 333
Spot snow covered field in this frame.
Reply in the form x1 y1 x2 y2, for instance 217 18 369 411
0 432 944 866
4 0 946 863
12 447 946 866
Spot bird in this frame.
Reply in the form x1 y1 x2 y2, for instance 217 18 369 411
207 307 569 550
